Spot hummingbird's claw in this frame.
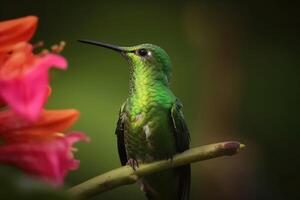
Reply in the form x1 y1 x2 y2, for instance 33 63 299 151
127 158 139 170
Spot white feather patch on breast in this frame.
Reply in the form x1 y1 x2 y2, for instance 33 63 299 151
143 124 151 140
135 113 143 122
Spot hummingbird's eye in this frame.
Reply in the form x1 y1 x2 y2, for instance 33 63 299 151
136 49 150 57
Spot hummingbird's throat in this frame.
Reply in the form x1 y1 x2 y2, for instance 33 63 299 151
128 68 173 116
129 64 168 96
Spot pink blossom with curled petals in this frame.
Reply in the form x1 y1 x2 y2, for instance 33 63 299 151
0 16 67 121
0 51 67 121
0 109 79 143
0 15 89 187
0 132 89 186
0 16 37 53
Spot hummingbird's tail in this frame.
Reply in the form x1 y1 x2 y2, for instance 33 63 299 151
178 164 191 200
141 164 191 200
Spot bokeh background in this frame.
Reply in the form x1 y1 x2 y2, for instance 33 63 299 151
1 0 299 199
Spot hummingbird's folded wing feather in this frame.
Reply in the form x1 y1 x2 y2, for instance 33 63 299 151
115 102 128 166
171 100 191 200
171 100 191 152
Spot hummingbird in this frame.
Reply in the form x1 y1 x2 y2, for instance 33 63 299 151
79 40 191 200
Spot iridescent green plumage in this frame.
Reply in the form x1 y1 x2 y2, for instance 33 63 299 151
79 40 191 200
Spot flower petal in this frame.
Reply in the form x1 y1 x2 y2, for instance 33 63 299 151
0 54 67 121
0 132 89 186
0 109 79 142
0 16 38 53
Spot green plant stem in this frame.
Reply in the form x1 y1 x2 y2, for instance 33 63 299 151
68 141 245 198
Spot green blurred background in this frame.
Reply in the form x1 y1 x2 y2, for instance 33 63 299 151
1 0 299 199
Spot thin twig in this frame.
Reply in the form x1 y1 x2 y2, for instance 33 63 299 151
68 141 245 198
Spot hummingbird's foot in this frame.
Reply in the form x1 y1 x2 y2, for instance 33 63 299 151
127 158 139 170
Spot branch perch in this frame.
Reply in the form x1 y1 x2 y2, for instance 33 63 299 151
68 141 245 198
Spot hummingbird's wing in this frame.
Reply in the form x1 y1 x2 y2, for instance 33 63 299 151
115 102 128 166
171 100 191 152
171 100 191 200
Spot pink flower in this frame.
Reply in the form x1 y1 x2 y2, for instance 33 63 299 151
0 15 89 187
0 109 80 142
0 132 89 186
0 109 89 185
0 16 67 121
0 16 37 53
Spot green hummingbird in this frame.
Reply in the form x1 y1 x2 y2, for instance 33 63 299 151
79 40 191 200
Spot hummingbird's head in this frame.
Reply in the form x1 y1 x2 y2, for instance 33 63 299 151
121 43 172 82
78 40 172 84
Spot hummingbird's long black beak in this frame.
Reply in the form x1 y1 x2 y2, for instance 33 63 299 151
78 39 126 53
